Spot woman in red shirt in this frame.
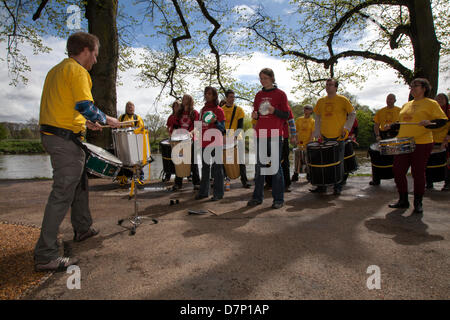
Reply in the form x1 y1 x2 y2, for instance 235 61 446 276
195 86 226 201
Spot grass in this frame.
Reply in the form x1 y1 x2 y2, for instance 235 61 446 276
0 139 45 154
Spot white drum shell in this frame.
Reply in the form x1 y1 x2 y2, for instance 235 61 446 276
112 128 151 167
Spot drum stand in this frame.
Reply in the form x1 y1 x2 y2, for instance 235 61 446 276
117 165 158 235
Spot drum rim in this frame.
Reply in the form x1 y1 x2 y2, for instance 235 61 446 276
83 142 123 166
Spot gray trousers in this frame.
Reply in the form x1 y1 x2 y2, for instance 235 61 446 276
34 134 93 264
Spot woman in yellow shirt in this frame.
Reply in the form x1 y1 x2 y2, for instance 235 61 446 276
388 79 448 214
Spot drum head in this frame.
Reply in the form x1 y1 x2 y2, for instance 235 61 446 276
258 101 271 116
160 139 170 145
307 142 321 149
171 133 191 142
202 111 216 124
369 143 380 152
83 142 122 165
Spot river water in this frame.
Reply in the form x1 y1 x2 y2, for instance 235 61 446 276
0 151 372 180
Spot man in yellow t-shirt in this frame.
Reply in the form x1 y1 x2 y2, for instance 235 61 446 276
118 101 145 128
373 94 401 141
311 78 356 195
292 105 315 182
35 32 120 272
222 89 251 188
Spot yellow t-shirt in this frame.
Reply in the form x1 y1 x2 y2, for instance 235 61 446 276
431 121 450 143
39 58 93 133
373 106 401 131
397 98 448 144
119 113 145 128
295 116 315 146
223 105 245 130
313 95 354 139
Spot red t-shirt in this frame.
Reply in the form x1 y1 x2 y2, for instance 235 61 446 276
179 110 199 132
254 88 290 138
166 114 179 135
200 103 225 147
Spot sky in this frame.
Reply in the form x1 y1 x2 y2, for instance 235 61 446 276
0 0 449 123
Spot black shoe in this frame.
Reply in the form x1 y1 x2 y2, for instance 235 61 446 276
291 174 299 182
388 193 409 209
333 186 342 195
73 227 99 242
210 196 222 201
369 180 380 186
163 173 171 182
413 194 423 214
309 186 326 193
247 199 262 206
195 194 208 200
271 202 284 209
242 182 252 189
285 186 292 192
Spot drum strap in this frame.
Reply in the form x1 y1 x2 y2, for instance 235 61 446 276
40 124 89 190
229 106 237 130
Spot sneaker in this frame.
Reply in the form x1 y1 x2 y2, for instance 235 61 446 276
271 202 284 209
35 256 79 272
73 227 99 242
247 199 262 206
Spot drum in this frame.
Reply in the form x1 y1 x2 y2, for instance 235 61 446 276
368 143 394 180
294 147 307 174
223 142 240 179
344 139 358 173
426 147 447 183
379 137 415 155
112 127 151 167
170 133 192 178
159 139 175 175
83 142 122 179
306 141 343 186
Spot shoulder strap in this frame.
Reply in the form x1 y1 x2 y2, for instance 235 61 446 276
229 106 237 130
134 114 138 126
120 114 125 122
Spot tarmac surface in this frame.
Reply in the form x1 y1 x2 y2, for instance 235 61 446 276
0 176 449 300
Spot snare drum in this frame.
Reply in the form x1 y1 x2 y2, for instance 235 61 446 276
368 143 394 180
112 127 151 167
170 132 192 178
344 139 358 173
293 147 307 174
223 142 240 179
379 137 415 155
83 142 122 179
160 139 175 175
426 146 447 183
306 141 344 186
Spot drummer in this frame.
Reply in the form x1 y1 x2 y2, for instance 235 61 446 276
426 93 450 190
291 105 315 182
163 100 182 182
222 89 252 189
195 86 226 201
387 78 448 214
35 32 120 272
370 94 401 186
116 101 145 184
311 78 356 195
435 93 450 191
171 94 201 191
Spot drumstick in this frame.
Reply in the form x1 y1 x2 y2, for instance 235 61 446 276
99 120 136 128
397 122 421 125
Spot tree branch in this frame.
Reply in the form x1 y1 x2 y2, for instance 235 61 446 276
32 0 49 21
389 24 411 49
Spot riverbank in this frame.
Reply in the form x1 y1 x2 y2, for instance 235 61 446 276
0 139 45 154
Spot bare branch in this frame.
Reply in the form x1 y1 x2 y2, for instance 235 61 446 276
32 0 49 21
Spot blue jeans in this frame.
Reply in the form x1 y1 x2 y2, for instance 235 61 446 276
252 137 284 204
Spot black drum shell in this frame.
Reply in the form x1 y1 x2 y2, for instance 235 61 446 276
160 139 175 175
307 141 344 186
344 139 358 173
426 149 447 183
368 143 394 180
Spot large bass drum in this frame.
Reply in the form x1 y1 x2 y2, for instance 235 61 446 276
368 143 394 180
426 146 447 183
344 139 358 173
306 141 343 186
159 139 175 176
83 142 122 179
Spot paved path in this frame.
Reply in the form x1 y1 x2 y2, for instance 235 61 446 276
1 177 449 299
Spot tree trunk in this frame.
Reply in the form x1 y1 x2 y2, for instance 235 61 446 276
408 0 440 98
85 0 118 149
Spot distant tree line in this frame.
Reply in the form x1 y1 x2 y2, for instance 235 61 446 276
0 118 40 140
